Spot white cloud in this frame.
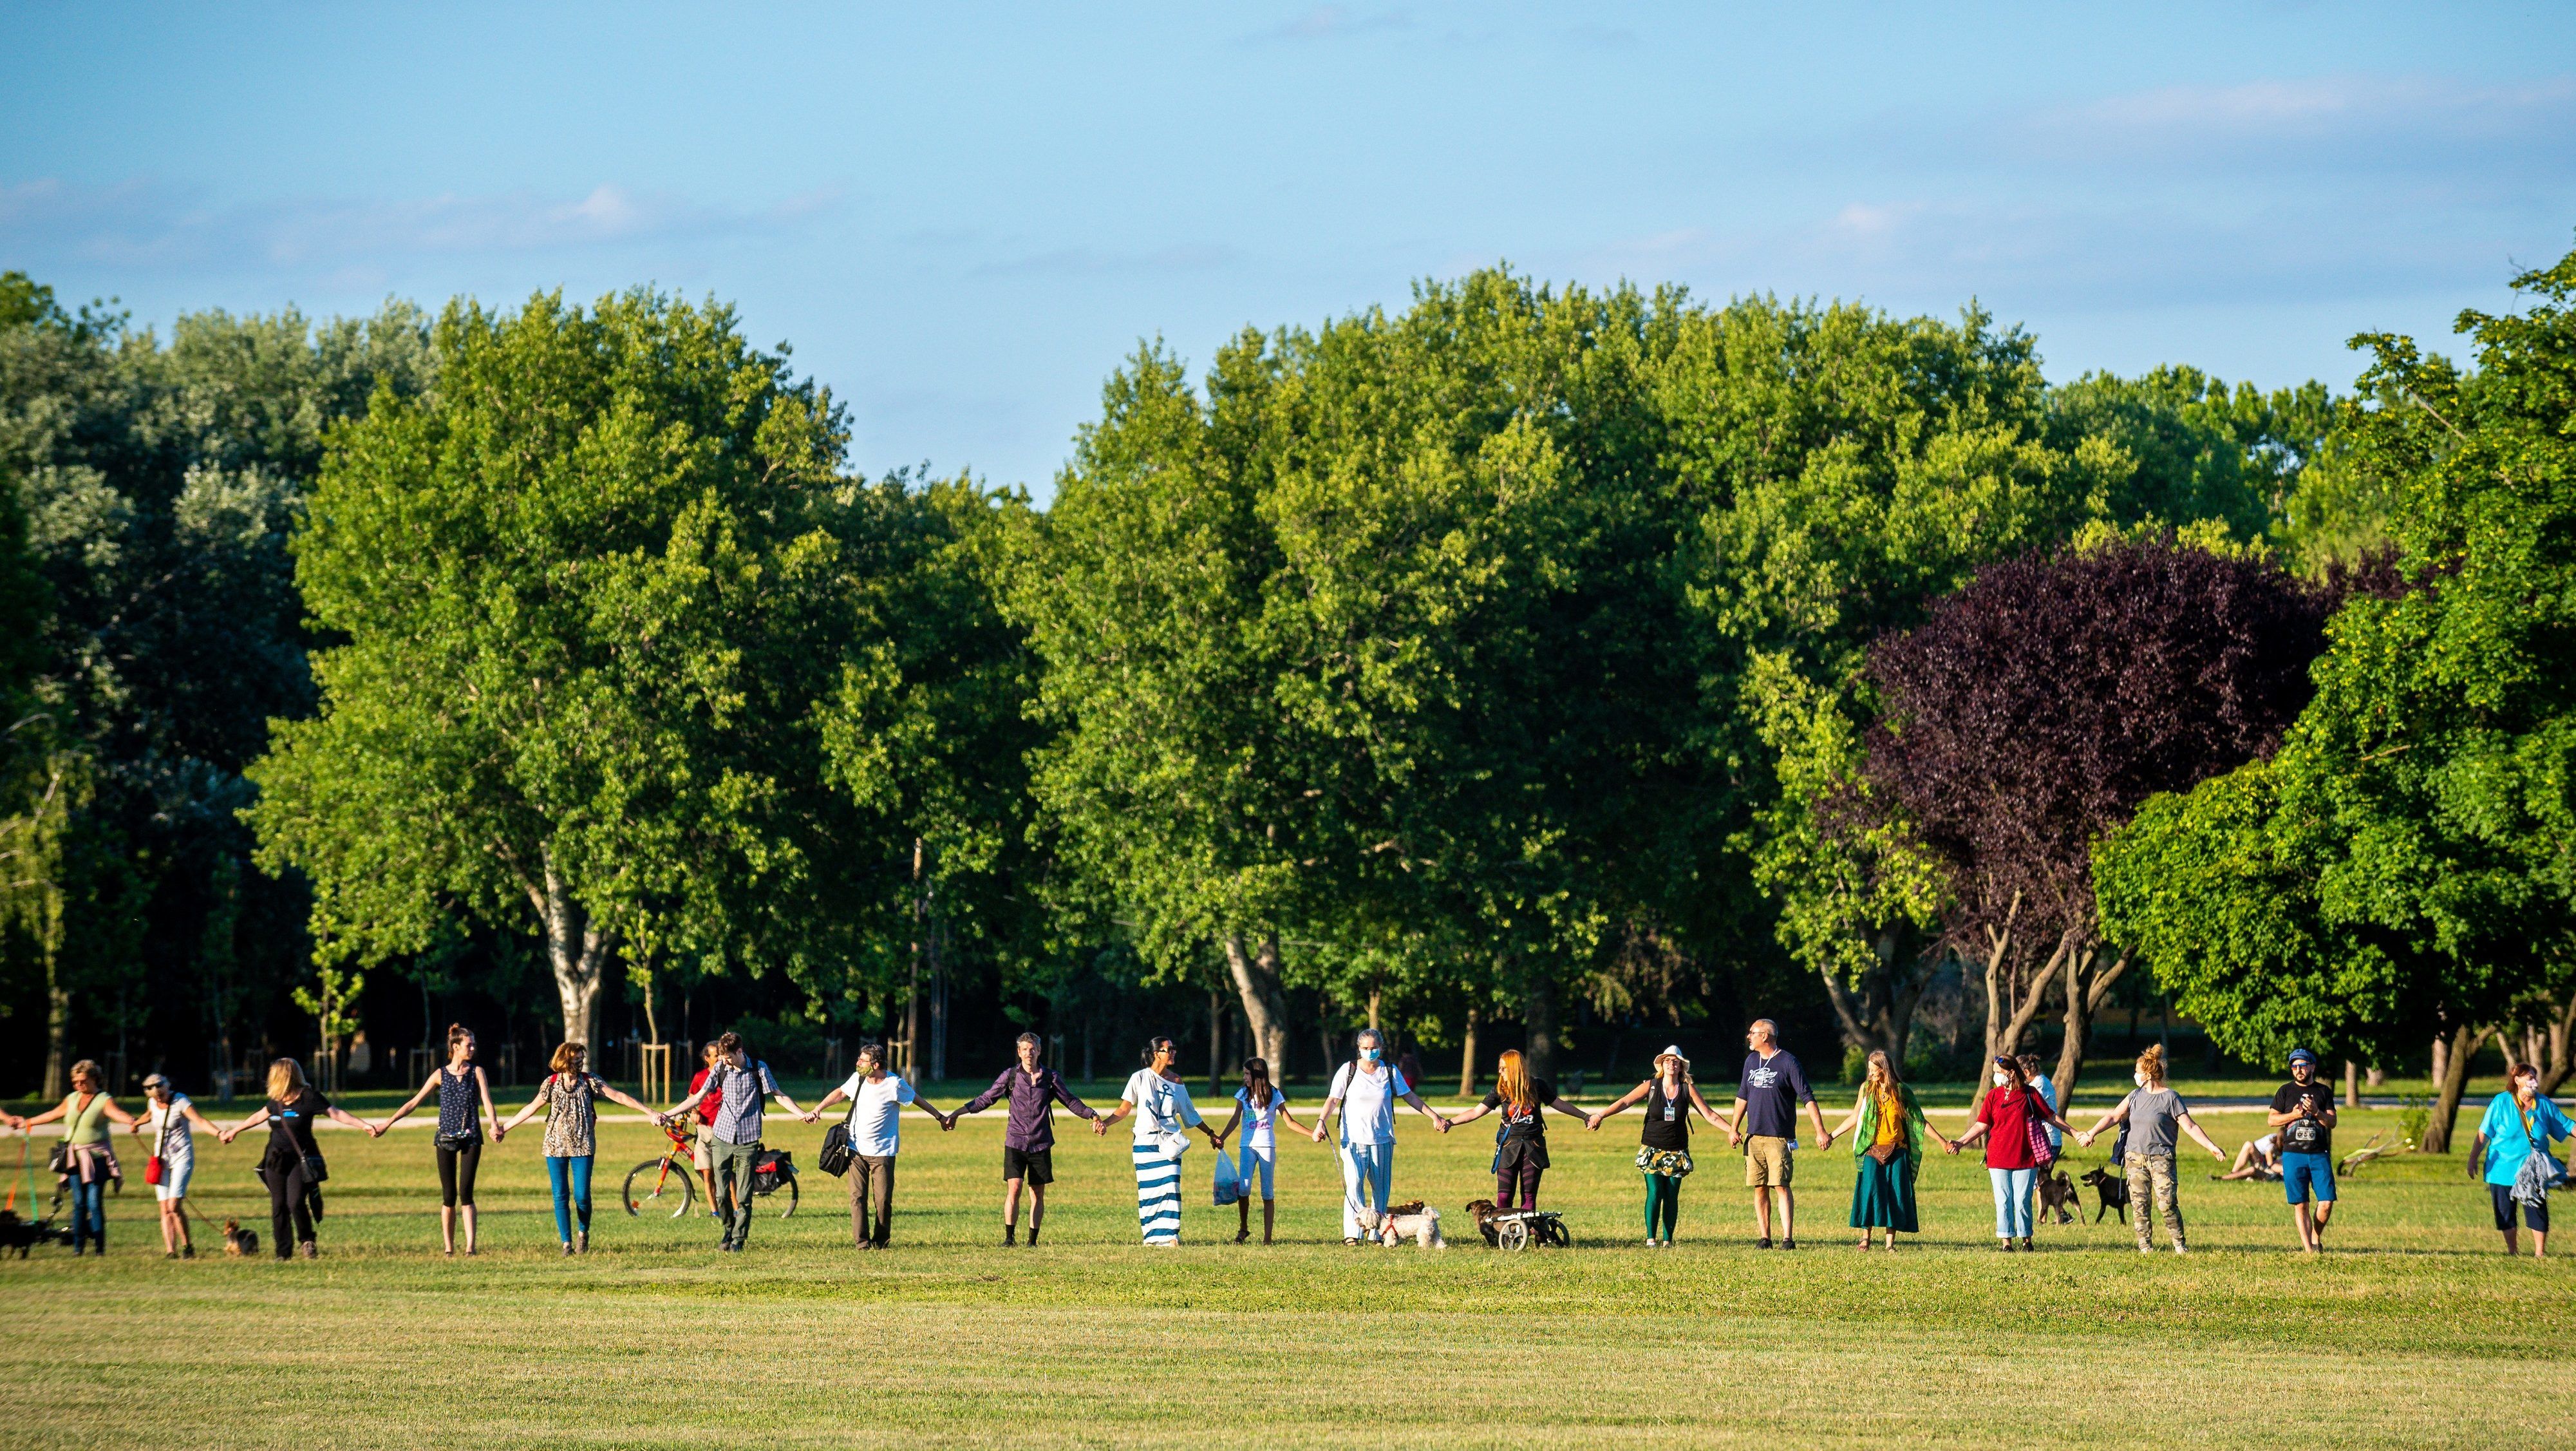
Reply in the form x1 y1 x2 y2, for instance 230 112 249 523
0 177 845 276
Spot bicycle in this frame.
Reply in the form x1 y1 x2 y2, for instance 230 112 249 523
623 1116 799 1219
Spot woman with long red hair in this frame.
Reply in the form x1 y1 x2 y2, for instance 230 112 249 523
1445 1048 1592 1213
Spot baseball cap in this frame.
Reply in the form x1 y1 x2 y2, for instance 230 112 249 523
2286 1048 2318 1068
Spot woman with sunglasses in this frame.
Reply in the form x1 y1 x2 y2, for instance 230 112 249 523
5 1059 138 1255
133 1073 222 1258
1095 1036 1223 1245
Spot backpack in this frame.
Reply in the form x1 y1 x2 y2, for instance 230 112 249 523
751 1148 793 1195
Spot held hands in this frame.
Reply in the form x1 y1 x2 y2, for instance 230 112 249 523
941 1114 958 1132
1093 1118 1111 1137
1814 1132 1832 1152
1309 1124 1327 1143
2075 1130 2096 1148
1583 1112 1604 1132
1434 1117 1451 1135
802 1110 820 1124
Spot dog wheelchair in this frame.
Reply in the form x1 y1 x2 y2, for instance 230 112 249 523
1484 1208 1568 1251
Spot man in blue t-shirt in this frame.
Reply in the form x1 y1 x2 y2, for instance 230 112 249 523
1725 1018 1830 1249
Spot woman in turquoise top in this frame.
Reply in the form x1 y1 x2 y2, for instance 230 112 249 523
5 1059 138 1255
2470 1062 2573 1258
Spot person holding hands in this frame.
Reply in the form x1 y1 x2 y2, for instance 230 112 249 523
1312 1028 1447 1246
949 1032 1096 1247
2069 1044 2226 1254
1096 1036 1224 1245
1587 1045 1729 1246
806 1041 951 1250
1727 1019 1832 1249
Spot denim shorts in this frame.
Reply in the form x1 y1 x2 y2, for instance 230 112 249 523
2280 1151 2336 1204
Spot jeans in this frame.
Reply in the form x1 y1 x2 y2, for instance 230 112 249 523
546 1154 594 1243
710 1139 760 1247
1339 1141 1393 1238
1989 1166 2035 1238
850 1154 896 1246
2125 1153 2184 1248
68 1175 106 1253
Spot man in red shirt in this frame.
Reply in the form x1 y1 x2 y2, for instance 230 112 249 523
685 1042 722 1211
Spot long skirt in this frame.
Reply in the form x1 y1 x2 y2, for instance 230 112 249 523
1132 1139 1183 1244
1848 1152 1919 1233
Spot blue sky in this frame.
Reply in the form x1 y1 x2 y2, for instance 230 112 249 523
5 3 2571 495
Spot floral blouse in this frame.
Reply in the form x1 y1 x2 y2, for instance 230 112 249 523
540 1073 608 1157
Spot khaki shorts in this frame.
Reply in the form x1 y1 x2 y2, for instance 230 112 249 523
692 1123 714 1172
1743 1134 1793 1187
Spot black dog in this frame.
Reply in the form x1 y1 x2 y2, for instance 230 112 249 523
0 1209 69 1257
2080 1166 2130 1224
223 1220 260 1257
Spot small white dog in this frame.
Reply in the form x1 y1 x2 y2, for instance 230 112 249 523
1365 1200 1446 1249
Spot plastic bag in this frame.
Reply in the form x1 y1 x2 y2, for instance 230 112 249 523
1212 1148 1243 1208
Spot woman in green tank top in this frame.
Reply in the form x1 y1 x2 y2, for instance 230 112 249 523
4 1059 138 1254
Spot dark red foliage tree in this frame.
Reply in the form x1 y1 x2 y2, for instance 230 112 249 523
1855 537 2333 1091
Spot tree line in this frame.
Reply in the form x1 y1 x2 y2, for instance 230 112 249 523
1 245 2566 1141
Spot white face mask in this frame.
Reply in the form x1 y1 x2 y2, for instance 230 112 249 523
1991 1072 2009 1087
2133 1072 2148 1087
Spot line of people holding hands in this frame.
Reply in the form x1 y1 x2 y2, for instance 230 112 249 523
10 1018 2568 1260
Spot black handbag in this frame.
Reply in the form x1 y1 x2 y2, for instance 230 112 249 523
818 1123 853 1178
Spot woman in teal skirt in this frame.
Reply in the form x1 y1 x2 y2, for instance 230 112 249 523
1828 1050 1953 1250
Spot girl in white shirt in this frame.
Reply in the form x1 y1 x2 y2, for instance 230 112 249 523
1210 1057 1308 1244
1094 1036 1222 1245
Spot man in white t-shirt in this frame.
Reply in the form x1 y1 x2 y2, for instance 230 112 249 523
807 1041 952 1249
1312 1028 1447 1243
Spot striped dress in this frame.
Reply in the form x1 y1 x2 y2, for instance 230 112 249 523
1122 1069 1202 1245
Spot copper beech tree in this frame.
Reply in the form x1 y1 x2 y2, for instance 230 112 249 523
1849 536 2333 1094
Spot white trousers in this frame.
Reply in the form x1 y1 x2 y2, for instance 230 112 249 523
1339 1141 1393 1238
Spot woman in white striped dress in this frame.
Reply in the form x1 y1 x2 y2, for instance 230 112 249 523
1095 1036 1223 1245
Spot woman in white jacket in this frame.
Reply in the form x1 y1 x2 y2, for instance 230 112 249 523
1094 1036 1223 1245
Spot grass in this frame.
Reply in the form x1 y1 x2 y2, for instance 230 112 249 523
0 1091 2568 1448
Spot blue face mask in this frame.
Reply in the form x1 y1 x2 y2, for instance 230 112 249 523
1364 1047 1382 1063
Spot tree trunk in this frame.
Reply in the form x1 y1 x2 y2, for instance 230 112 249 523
1525 977 1557 1082
1221 933 1293 1075
1208 985 1225 1094
2054 947 2130 1099
536 847 606 1048
42 948 69 1100
905 837 924 1076
2541 989 2576 1096
2344 1059 2360 1107
1977 893 2025 1065
2421 1022 2479 1155
1457 1006 1479 1098
1988 931 2069 1065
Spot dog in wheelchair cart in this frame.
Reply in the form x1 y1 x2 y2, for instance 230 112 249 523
1464 1199 1568 1249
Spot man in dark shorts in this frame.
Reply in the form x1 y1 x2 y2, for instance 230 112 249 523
952 1032 1098 1246
2267 1047 2338 1253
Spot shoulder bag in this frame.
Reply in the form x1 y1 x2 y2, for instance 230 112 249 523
144 1105 172 1186
2024 1089 2058 1168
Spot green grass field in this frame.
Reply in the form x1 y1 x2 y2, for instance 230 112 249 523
1 1080 2568 1449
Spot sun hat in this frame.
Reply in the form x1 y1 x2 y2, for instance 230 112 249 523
1654 1045 1689 1067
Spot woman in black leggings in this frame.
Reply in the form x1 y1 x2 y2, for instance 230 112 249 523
218 1057 375 1259
378 1023 504 1255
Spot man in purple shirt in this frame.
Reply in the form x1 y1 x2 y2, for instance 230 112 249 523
952 1032 1098 1246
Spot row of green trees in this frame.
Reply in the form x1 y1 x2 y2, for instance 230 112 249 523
4 245 2562 1120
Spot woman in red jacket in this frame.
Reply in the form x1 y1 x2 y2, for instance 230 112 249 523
1949 1055 2076 1251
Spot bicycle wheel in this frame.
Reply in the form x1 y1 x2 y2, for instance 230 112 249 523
773 1172 798 1219
623 1158 695 1219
